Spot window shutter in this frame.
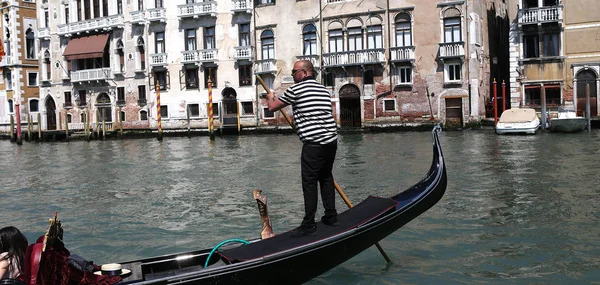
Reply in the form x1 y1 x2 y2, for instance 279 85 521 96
179 69 185 91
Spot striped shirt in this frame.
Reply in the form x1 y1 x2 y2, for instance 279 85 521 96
279 79 338 144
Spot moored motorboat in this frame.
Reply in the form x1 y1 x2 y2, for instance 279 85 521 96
495 108 540 135
17 127 447 285
549 109 587 133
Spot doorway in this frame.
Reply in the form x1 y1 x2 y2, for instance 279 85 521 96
576 70 598 117
45 96 57 130
339 84 361 128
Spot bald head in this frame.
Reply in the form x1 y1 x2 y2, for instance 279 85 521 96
296 60 315 76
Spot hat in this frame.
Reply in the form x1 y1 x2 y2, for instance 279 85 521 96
94 263 132 276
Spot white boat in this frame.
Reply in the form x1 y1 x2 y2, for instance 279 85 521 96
549 108 587 133
495 108 540 135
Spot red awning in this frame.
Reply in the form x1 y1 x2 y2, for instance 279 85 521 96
63 34 110 60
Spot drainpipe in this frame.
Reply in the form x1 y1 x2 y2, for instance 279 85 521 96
253 7 259 127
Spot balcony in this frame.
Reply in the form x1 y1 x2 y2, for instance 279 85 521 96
390 46 415 62
150 53 168 67
255 59 277 74
70 68 112 83
322 49 385 67
57 15 124 37
147 8 167 22
438 42 465 59
296 55 320 70
63 102 73 109
177 2 217 19
231 0 252 13
0 55 13 67
38 28 50 40
518 6 562 26
181 49 217 64
233 46 252 60
130 11 146 24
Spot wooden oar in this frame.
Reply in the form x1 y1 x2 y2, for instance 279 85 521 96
256 75 392 263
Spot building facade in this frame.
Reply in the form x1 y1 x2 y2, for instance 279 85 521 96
0 0 40 128
507 0 600 117
2 0 528 134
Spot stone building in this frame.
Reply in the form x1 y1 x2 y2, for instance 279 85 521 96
507 0 600 118
256 0 498 128
35 0 255 133
0 0 40 129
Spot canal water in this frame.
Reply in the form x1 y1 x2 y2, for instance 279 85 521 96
1 129 599 284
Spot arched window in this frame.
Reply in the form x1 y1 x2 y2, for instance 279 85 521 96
137 37 145 70
260 30 274 60
25 28 35 59
395 13 412 47
44 50 51 80
29 99 39 112
366 17 383 49
302 24 317 56
116 40 124 73
443 8 462 43
140 110 148 121
7 99 13 113
328 21 344 53
346 19 363 51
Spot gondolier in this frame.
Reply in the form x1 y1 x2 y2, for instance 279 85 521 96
266 60 339 237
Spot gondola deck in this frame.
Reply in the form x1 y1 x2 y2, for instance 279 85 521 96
220 196 399 262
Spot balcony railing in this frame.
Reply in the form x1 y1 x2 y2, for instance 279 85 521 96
439 42 465 58
57 15 124 36
70 68 112 82
231 0 252 13
177 2 217 19
296 55 320 70
38 28 50 40
390 46 415 62
322 49 385 67
255 59 277 74
147 8 167 22
181 49 218 63
234 46 252 60
130 11 145 24
518 6 562 25
150 53 168 66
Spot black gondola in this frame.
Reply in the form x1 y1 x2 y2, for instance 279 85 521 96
16 126 447 285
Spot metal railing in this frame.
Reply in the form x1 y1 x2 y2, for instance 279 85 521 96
322 49 385 67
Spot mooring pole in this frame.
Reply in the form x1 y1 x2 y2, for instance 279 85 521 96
15 103 22 145
37 112 41 141
65 112 69 142
502 80 506 113
26 115 31 142
586 83 591 132
541 86 547 130
9 115 15 142
493 79 498 126
156 83 163 141
208 78 214 140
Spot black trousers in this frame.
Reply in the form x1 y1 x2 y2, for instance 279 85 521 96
300 141 338 228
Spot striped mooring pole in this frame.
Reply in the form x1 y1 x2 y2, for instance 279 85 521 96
156 83 163 141
208 78 214 140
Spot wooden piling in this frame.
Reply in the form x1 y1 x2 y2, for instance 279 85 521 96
65 112 69 142
9 115 15 142
37 113 41 141
156 83 163 141
208 79 214 140
541 86 547 130
27 115 31 141
586 83 591 132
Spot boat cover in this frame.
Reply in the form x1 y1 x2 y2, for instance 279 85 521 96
219 196 399 262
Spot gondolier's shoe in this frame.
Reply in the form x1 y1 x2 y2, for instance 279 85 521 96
321 215 339 227
289 225 317 237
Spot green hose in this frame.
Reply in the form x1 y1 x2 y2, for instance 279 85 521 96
204 238 250 268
